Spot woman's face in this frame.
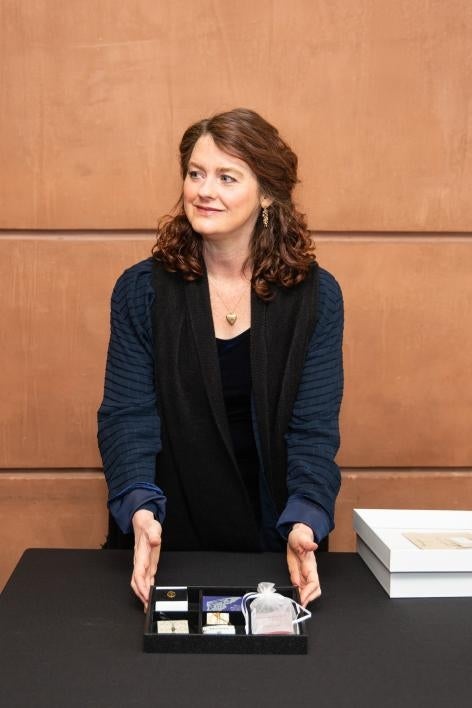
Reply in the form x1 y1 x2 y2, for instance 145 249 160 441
183 134 263 247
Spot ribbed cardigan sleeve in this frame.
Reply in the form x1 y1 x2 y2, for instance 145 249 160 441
282 268 344 531
97 259 163 502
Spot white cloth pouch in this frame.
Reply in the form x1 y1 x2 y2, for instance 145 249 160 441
242 582 311 635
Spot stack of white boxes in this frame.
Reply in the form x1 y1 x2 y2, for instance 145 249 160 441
353 509 472 598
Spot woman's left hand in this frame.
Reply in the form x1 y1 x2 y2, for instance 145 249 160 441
287 522 321 607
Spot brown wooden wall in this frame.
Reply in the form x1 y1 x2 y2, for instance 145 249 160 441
1 1 471 590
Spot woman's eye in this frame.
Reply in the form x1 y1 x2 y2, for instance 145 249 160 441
220 174 236 183
188 170 202 179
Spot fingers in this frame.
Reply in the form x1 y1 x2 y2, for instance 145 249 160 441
145 542 161 606
299 582 320 607
287 530 322 607
294 554 321 607
130 520 162 609
297 559 321 606
131 536 151 606
287 547 302 589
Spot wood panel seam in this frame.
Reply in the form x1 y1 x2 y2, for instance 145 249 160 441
1 231 472 241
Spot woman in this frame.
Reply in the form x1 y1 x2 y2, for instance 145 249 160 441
98 108 343 610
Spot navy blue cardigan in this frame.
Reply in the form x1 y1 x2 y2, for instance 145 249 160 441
97 258 344 545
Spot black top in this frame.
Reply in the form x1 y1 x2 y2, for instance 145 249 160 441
216 329 261 521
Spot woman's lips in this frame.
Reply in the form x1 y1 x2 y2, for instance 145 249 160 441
195 205 223 214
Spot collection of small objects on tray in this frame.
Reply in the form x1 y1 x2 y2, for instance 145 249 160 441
152 582 311 636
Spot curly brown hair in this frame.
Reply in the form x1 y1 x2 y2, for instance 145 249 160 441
152 108 316 301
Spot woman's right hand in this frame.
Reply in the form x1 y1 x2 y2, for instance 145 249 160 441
131 509 162 610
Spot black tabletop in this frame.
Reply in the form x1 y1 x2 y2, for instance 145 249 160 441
0 549 470 708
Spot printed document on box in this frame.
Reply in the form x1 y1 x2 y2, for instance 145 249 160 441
403 532 472 550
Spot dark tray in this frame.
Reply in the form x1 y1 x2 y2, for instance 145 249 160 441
143 584 307 654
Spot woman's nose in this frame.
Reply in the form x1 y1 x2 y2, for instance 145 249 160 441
198 176 217 199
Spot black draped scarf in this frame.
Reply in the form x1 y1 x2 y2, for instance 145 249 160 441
152 260 318 551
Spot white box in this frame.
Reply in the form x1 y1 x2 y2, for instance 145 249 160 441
353 509 472 598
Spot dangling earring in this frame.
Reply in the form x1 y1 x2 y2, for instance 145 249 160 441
262 206 269 228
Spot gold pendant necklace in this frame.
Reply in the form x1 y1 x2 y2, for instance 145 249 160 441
208 275 248 326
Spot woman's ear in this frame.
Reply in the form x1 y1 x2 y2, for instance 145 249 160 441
260 196 274 208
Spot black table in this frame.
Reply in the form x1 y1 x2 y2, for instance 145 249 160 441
0 550 470 708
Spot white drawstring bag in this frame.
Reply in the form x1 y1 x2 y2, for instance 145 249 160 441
241 582 311 635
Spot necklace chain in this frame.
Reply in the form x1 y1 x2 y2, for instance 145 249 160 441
207 274 249 326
